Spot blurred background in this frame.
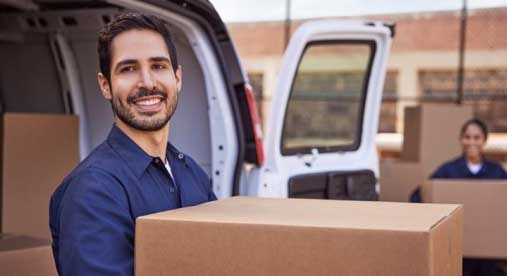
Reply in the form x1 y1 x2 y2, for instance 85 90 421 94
211 0 507 162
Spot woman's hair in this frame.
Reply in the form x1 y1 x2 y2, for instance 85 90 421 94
460 118 488 140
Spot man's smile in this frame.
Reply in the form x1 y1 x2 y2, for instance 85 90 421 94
131 95 166 113
136 97 162 106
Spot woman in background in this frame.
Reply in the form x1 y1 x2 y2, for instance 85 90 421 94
411 118 506 276
431 118 506 179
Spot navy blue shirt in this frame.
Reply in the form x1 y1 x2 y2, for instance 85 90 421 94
49 126 216 276
410 156 507 202
431 156 507 179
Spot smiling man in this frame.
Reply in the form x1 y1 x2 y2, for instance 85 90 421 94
49 12 216 276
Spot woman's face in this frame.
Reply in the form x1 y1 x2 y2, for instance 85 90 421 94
460 124 486 161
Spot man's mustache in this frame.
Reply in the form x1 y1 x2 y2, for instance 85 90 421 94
127 88 167 104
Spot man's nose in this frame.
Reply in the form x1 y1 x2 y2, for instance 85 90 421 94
138 68 156 90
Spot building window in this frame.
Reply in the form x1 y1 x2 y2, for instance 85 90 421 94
378 71 398 133
419 69 507 132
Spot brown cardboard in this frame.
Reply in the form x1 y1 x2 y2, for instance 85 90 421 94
401 106 422 161
422 180 507 258
401 104 473 174
1 113 79 239
0 234 57 275
136 197 463 276
379 160 425 202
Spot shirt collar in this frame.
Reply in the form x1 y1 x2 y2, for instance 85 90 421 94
459 155 485 175
167 142 188 167
107 125 183 179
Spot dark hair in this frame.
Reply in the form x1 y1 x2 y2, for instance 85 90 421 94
97 12 179 82
460 118 488 140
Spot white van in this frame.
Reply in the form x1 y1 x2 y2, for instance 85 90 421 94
0 0 392 200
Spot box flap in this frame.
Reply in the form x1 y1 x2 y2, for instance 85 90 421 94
140 197 460 232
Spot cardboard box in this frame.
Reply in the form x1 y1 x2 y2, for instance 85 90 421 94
422 180 507 258
379 160 424 202
136 197 463 276
401 104 472 174
1 113 79 239
0 234 57 275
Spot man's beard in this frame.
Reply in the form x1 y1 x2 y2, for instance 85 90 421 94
111 88 178 131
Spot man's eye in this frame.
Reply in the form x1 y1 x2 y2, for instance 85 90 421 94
120 66 136 73
153 64 167 70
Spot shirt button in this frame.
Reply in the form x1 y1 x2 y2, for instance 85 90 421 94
178 153 184 159
154 158 159 163
170 187 175 193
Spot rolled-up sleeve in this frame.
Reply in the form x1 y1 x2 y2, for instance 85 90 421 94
57 170 134 276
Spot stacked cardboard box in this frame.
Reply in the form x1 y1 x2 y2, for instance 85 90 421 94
423 180 507 258
380 104 472 202
0 234 56 275
136 197 463 276
0 113 79 239
0 113 78 275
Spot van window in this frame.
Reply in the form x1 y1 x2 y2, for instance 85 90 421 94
281 41 375 155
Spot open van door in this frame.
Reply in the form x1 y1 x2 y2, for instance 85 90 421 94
248 20 393 199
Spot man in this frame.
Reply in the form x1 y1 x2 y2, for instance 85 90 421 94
49 12 216 275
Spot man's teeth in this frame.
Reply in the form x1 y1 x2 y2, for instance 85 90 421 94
136 98 161 106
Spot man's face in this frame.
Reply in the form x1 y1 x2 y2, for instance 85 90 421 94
98 29 182 131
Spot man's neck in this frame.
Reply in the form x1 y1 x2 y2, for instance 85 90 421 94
116 120 169 162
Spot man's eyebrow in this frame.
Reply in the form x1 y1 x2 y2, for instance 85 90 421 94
114 59 137 71
150 56 171 63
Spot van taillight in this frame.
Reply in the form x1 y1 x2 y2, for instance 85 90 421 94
244 84 264 166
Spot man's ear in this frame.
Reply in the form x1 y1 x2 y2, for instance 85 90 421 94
175 65 182 94
97 72 112 100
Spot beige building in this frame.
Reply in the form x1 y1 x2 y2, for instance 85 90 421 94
227 7 507 143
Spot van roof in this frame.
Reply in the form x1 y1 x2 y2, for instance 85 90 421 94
5 0 229 39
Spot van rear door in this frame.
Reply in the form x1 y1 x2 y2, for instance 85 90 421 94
248 20 393 199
